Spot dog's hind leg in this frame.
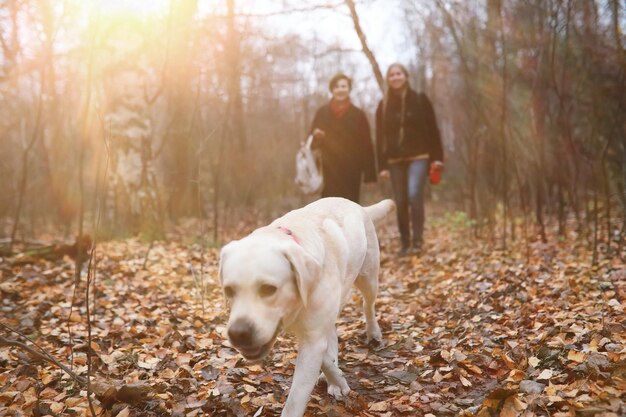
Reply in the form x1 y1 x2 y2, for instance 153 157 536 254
321 327 350 398
355 273 383 344
355 223 383 345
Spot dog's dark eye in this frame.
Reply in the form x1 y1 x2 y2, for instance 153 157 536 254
224 286 235 298
259 284 277 297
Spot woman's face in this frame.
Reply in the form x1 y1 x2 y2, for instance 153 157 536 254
388 66 407 90
331 79 351 101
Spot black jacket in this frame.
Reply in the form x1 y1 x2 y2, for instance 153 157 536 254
376 89 443 170
310 103 376 202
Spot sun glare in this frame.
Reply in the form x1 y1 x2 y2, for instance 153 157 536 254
95 0 170 18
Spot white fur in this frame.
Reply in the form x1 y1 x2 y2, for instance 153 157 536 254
219 197 395 417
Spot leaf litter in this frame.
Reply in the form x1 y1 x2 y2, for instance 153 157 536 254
0 220 624 416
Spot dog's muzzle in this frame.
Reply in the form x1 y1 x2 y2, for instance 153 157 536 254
228 319 283 361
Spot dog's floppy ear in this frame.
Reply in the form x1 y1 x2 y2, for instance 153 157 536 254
283 243 321 308
218 241 235 285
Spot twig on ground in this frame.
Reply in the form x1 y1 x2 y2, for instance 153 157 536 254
85 241 98 417
142 240 155 270
189 262 207 316
0 331 86 386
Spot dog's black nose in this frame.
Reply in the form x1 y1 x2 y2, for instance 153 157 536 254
228 320 254 346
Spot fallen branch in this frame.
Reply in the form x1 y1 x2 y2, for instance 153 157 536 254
9 235 93 265
0 333 87 386
0 335 153 409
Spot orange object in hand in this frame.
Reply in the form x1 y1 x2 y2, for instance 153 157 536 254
429 162 442 185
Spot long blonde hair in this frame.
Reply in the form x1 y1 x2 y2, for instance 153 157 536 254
382 63 411 148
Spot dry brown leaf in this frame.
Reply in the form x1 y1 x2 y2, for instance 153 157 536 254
506 369 526 382
49 402 65 414
432 370 443 383
460 375 472 387
567 350 586 363
499 406 517 417
369 401 389 412
537 369 554 380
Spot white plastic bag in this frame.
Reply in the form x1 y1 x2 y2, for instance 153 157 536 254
295 135 323 194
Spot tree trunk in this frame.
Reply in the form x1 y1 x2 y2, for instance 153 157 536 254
491 0 509 249
344 0 384 93
600 140 611 253
226 0 246 151
592 173 599 266
166 0 199 218
610 0 626 249
103 67 162 237
9 79 45 255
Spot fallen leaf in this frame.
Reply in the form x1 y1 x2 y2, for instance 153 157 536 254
432 370 443 383
369 401 389 412
537 369 554 380
567 350 586 363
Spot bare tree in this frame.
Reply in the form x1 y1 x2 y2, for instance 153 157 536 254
9 87 44 254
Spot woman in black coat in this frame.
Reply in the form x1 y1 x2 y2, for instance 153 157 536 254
376 63 444 255
310 73 377 203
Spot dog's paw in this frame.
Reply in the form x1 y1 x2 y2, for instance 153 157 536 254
366 328 383 346
327 382 350 399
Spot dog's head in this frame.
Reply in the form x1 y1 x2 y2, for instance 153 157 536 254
218 236 320 361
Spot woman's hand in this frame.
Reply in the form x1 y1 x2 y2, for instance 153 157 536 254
313 128 326 140
432 161 444 171
379 170 390 180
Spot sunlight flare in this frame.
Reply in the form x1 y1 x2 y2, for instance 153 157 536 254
91 0 170 18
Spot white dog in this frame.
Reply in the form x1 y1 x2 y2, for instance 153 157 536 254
219 197 395 417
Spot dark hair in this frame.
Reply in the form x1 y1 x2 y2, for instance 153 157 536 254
328 72 352 92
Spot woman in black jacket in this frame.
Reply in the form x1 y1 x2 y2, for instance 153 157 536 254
376 63 444 255
310 72 377 203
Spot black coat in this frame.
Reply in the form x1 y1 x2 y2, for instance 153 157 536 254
310 103 376 202
376 89 443 170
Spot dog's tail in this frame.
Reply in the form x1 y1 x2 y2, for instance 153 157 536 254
364 199 396 224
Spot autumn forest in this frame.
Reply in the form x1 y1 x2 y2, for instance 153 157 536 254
0 1 624 416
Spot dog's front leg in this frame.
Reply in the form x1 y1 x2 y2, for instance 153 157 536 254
321 326 350 398
281 338 326 417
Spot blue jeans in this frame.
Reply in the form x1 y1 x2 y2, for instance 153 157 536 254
389 159 429 247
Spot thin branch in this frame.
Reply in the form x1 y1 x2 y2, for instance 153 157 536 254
82 81 112 417
432 0 473 77
68 1 100 386
85 242 98 417
344 0 384 92
152 117 176 160
142 241 155 270
236 2 344 18
0 326 86 386
0 31 9 58
314 47 361 59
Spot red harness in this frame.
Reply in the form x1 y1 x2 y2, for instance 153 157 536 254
277 226 300 245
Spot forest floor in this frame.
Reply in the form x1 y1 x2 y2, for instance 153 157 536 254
0 213 624 417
